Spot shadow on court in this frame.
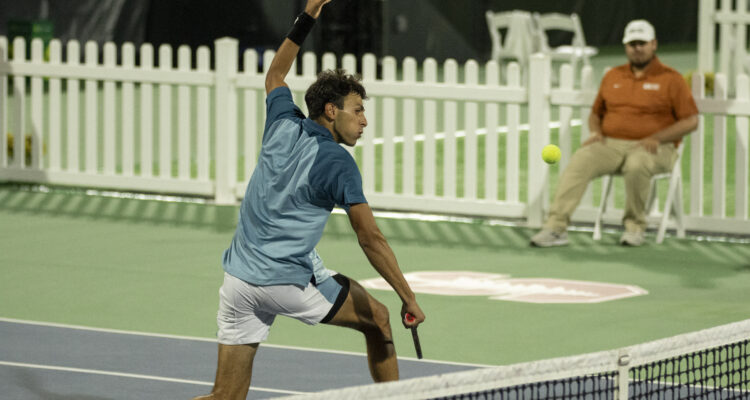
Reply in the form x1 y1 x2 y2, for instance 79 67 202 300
12 368 112 400
0 184 238 232
4 182 747 293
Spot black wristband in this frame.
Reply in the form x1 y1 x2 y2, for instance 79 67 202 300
286 12 316 46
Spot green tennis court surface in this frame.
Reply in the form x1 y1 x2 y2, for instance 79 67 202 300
1 184 749 367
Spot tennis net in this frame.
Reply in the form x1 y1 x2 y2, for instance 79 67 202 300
280 319 750 399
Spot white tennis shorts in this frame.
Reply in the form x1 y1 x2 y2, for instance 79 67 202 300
216 272 349 345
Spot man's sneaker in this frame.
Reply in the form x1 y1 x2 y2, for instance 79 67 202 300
620 230 645 246
530 229 569 247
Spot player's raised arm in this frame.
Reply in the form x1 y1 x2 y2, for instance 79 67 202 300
265 0 332 95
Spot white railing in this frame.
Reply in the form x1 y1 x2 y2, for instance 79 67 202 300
698 0 750 80
1 36 748 236
0 36 215 197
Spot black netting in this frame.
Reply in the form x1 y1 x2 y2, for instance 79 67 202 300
434 372 618 400
285 329 750 400
630 339 749 399
425 340 749 399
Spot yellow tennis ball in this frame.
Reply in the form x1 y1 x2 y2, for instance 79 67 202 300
542 144 561 164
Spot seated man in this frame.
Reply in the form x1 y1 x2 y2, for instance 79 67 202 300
531 19 698 247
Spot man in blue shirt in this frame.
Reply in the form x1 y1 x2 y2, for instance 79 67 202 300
194 1 425 398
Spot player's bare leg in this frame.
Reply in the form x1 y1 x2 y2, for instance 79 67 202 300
192 343 259 400
326 278 398 381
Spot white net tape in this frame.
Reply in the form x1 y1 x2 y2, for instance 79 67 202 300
280 319 750 400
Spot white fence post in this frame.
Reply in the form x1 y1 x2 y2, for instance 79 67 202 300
177 45 192 180
691 73 706 217
402 57 417 196
464 59 479 200
158 44 173 179
557 64 574 171
12 37 26 168
506 62 521 204
0 36 6 168
527 53 551 228
30 39 43 169
422 58 438 197
382 56 396 195
698 0 716 72
736 74 749 220
84 41 98 174
579 65 595 208
197 46 211 181
103 42 117 175
67 40 81 173
214 37 239 204
50 40 64 172
718 0 733 78
484 60 500 202
443 59 458 199
122 42 135 177
734 0 748 81
361 53 377 194
139 43 154 178
713 73 728 218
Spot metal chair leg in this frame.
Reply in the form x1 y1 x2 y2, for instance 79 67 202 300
593 175 613 241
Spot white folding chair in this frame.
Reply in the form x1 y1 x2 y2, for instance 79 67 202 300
532 12 598 68
485 10 536 69
593 143 686 244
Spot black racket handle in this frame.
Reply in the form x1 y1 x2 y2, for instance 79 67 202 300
410 326 423 359
405 313 423 359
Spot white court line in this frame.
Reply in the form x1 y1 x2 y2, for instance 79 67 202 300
0 360 304 395
0 317 493 368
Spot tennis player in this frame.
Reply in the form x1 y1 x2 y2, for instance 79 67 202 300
193 1 425 399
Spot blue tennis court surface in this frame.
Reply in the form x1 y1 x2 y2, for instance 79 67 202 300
0 318 483 399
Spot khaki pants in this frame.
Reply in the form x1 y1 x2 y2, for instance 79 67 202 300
544 138 678 233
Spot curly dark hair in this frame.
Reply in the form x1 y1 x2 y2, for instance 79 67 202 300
305 69 367 120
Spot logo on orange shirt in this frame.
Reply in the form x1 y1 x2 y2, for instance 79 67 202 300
643 82 660 90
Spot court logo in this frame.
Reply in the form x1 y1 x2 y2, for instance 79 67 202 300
361 271 647 304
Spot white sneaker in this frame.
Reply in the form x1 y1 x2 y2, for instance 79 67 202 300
620 230 645 246
530 229 569 247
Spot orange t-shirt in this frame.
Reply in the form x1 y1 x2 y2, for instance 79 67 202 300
591 57 698 142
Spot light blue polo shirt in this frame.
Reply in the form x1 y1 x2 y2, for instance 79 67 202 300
222 86 367 287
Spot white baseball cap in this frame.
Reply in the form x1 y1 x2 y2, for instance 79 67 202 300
622 20 656 44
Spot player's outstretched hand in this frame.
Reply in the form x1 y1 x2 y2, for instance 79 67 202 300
401 302 425 328
305 0 333 19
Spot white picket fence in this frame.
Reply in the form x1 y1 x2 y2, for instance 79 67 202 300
1 36 748 236
0 36 215 197
698 0 750 81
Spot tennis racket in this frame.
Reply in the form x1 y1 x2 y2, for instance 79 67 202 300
405 313 423 359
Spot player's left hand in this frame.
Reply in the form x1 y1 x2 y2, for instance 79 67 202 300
401 302 425 328
637 137 660 154
305 0 333 19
